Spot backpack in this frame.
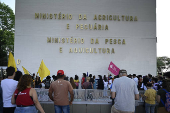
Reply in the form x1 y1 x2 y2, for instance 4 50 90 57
45 79 51 89
87 82 92 89
75 82 79 87
161 89 170 112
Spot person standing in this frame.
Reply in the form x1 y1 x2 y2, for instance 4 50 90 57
111 69 139 113
143 76 149 91
152 78 159 90
89 74 94 85
143 83 156 113
49 70 74 113
103 76 108 97
108 75 113 90
148 74 152 82
44 76 51 89
0 77 3 113
81 73 86 88
158 76 163 86
35 76 41 88
74 75 79 89
156 71 170 113
1 67 18 113
32 73 36 80
70 77 76 89
31 74 35 88
133 74 138 87
138 77 144 90
82 77 93 89
93 75 97 89
51 75 56 83
11 75 45 113
14 71 23 81
97 75 104 90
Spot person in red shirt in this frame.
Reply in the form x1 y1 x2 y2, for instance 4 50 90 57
81 73 86 88
11 75 45 113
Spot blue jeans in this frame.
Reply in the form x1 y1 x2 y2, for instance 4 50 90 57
35 85 40 88
145 103 156 113
14 106 37 113
54 105 70 113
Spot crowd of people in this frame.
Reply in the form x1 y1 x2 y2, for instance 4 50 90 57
0 67 45 113
0 66 170 113
0 67 75 113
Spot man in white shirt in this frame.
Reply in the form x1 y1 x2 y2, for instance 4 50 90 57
1 67 18 113
111 70 139 113
133 74 138 87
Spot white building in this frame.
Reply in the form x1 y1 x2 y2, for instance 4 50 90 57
14 0 156 77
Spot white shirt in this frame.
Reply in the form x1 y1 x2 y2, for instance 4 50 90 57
133 77 138 86
103 80 108 87
111 76 139 112
1 79 18 107
140 83 148 91
108 79 112 88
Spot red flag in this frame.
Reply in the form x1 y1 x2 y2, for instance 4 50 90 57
108 62 120 76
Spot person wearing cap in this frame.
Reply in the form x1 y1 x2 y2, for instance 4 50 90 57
111 69 139 113
48 70 74 113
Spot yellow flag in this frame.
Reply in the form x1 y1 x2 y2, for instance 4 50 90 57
22 66 30 74
37 60 50 81
8 52 17 72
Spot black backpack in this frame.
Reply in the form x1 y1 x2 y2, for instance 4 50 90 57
45 79 51 89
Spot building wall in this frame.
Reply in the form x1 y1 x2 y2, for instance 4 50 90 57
14 0 156 77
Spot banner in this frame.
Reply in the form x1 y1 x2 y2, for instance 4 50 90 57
22 66 30 74
8 52 17 72
37 60 50 81
108 61 120 76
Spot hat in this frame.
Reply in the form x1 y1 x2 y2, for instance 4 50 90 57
119 69 127 74
57 70 64 76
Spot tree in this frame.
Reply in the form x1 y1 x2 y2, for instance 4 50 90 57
0 2 15 66
157 56 170 73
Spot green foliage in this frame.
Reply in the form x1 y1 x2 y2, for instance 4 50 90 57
157 56 170 73
0 2 15 66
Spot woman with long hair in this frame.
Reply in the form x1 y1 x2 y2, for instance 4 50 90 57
70 77 76 89
97 75 104 90
35 76 41 88
11 74 45 113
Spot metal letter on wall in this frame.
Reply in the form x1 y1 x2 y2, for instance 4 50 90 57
17 59 21 65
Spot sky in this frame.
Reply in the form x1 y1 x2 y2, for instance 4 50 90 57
1 0 170 57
